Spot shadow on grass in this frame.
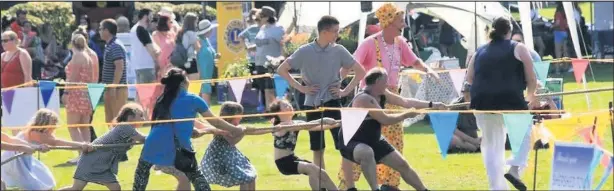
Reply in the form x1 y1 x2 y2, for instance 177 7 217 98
555 64 613 83
404 120 435 134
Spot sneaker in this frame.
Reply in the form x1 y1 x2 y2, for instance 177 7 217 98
347 188 358 191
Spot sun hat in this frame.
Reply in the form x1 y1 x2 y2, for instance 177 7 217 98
375 3 405 28
197 19 217 35
259 6 277 22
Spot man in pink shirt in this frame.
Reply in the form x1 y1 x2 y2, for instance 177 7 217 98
339 3 438 191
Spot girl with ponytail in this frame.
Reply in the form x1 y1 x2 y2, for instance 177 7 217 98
63 29 99 165
133 67 246 191
60 103 146 191
267 99 339 190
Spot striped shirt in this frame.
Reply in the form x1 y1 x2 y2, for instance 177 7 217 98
102 37 127 84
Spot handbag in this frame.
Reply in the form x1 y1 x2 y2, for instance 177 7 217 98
170 116 198 173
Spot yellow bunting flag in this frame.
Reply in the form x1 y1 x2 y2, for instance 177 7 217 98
188 82 202 95
543 111 610 142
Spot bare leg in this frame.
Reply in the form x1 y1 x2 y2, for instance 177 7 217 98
297 162 337 191
173 173 191 191
264 89 276 108
200 93 211 105
67 112 84 162
341 158 359 189
78 114 91 145
353 143 379 190
58 179 88 191
312 150 325 170
450 135 478 152
104 183 121 191
379 151 427 190
239 180 256 191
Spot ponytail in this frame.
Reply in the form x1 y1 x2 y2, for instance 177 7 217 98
152 68 187 121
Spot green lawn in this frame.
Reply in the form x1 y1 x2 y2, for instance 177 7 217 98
4 64 613 190
511 2 594 24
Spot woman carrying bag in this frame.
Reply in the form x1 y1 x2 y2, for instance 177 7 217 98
132 68 245 191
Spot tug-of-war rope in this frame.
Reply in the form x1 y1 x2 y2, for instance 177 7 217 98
1 87 611 130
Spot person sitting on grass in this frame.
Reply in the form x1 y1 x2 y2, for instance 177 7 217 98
199 101 257 190
1 109 93 191
1 132 50 191
59 103 147 191
267 99 340 191
448 96 481 153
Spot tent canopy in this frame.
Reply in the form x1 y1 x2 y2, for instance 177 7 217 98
401 2 512 53
277 2 390 33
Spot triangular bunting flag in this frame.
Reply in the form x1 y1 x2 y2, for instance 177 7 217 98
571 59 589 84
1 89 16 114
585 148 604 187
534 61 550 84
228 79 247 103
87 83 105 111
38 81 56 107
578 127 611 167
136 84 162 119
595 156 613 190
273 74 289 98
428 112 459 159
503 113 533 156
188 81 202 95
448 70 466 96
341 109 369 146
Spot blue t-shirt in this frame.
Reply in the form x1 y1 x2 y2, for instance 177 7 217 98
140 89 210 166
239 25 260 63
197 37 216 79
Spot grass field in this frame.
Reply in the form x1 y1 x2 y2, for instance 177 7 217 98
4 64 614 190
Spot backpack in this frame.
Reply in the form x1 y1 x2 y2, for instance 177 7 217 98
170 32 193 67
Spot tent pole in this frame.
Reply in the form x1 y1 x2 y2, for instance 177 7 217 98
474 2 478 53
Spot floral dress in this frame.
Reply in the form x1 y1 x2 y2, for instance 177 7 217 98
200 135 257 187
64 55 94 115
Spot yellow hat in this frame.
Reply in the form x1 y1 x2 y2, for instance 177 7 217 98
375 3 405 28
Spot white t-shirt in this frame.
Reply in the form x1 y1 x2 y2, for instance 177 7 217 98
129 25 156 70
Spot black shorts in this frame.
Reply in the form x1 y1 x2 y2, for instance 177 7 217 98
178 59 199 74
252 65 275 90
275 154 311 175
339 139 396 164
303 99 342 151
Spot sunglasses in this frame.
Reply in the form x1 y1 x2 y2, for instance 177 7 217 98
1 38 14 43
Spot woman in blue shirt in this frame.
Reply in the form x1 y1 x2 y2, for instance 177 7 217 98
132 68 245 191
196 19 219 104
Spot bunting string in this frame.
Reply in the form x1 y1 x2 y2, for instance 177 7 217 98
2 58 612 92
447 87 614 108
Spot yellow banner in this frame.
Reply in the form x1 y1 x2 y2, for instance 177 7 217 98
216 2 247 77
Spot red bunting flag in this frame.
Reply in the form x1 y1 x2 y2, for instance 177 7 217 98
136 84 163 120
578 127 610 167
571 59 589 84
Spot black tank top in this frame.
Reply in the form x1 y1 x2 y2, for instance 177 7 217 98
338 90 387 145
470 40 528 110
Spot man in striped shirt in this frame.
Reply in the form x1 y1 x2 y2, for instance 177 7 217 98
99 19 128 128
